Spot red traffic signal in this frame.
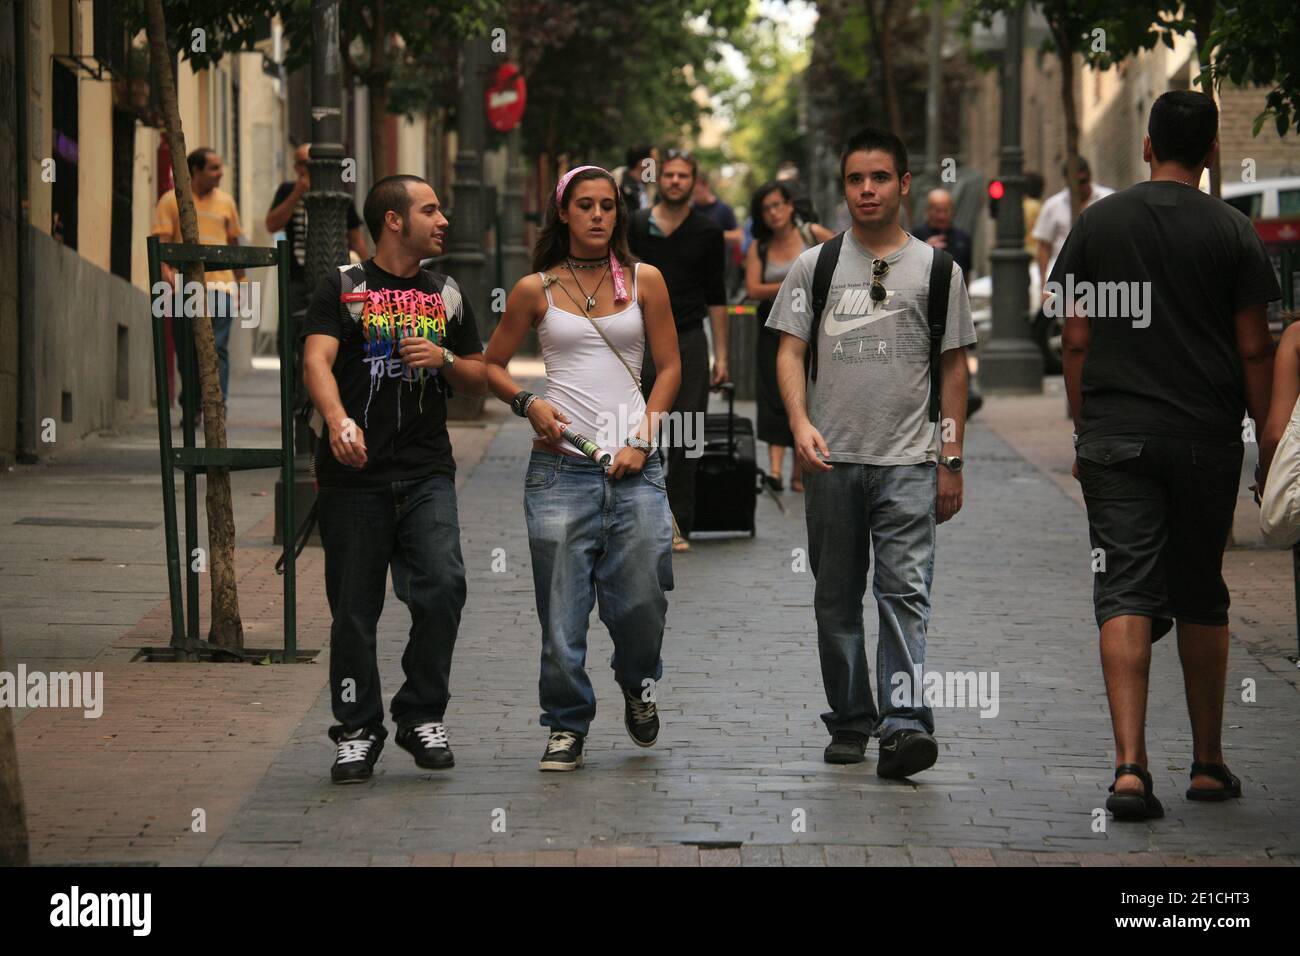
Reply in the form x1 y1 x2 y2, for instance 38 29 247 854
987 178 1005 217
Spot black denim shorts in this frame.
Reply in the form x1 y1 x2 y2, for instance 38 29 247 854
1076 434 1243 641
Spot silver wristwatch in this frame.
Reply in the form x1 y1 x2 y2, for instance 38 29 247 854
442 346 455 367
626 436 653 456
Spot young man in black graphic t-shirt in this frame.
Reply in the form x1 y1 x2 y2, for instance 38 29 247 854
303 174 485 784
1056 91 1280 821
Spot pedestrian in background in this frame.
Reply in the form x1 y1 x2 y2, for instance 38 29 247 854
265 142 369 317
1058 90 1280 820
746 180 834 492
629 148 729 552
911 188 972 278
151 147 243 405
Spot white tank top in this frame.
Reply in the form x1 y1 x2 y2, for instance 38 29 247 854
537 263 646 460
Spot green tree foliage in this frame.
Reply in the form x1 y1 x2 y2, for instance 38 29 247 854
505 0 747 171
1201 1 1300 138
715 16 807 192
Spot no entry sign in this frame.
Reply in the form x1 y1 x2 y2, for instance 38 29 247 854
486 64 527 132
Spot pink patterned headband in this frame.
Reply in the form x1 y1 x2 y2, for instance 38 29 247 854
554 165 628 304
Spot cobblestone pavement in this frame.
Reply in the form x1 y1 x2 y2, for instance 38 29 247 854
201 390 1300 866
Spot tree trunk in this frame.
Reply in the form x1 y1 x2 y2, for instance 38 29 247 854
1191 1 1222 197
145 0 244 650
1051 13 1084 223
0 625 29 865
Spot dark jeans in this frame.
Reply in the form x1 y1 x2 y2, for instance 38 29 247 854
317 474 467 741
641 323 710 536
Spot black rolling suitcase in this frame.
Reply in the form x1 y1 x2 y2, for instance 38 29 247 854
692 382 757 537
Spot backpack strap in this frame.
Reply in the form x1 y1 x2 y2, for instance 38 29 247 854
927 247 954 423
337 261 368 323
807 232 844 382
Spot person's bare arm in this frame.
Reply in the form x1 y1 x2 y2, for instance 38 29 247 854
614 265 682 479
304 333 367 469
484 276 572 445
1235 302 1277 475
709 304 729 385
1036 239 1052 300
745 243 783 301
266 179 307 233
777 332 831 473
936 346 969 523
811 224 835 243
1260 323 1300 481
638 265 682 435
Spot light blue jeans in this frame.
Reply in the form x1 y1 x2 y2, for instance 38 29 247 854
804 461 937 738
524 449 674 736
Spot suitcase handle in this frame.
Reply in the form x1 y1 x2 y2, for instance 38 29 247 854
711 381 736 455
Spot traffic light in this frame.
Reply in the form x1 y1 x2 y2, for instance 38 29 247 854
987 178 1005 218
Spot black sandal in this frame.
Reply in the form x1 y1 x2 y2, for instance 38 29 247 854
1186 761 1242 802
1106 763 1165 821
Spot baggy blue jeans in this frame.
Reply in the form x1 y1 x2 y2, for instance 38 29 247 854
524 449 675 735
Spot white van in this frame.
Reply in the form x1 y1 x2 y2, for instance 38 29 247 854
1220 176 1300 220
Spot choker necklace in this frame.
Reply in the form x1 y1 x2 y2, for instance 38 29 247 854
565 258 606 270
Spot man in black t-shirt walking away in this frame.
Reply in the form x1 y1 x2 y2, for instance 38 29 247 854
629 149 729 551
303 175 486 784
1055 91 1281 821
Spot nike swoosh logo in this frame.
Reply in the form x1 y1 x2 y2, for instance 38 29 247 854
823 307 905 336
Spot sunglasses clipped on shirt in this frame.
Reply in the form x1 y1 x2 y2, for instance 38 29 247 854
870 258 890 303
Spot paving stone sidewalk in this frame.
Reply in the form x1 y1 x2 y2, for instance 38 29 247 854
204 393 1300 866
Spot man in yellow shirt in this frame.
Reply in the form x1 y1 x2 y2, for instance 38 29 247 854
152 147 243 402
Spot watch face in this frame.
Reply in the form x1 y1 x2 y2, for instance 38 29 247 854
946 456 963 472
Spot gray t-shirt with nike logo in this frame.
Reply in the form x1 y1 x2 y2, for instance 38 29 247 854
765 231 975 465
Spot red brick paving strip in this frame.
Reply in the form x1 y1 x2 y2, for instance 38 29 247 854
16 662 328 865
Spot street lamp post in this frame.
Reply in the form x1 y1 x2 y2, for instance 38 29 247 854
980 5 1043 394
446 35 491 419
275 0 352 544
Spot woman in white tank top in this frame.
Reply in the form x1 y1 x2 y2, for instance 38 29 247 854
483 166 681 772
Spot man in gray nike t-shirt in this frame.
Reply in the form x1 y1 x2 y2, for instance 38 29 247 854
768 231 974 464
765 127 976 778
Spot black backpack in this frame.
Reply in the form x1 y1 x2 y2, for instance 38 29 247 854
807 235 952 423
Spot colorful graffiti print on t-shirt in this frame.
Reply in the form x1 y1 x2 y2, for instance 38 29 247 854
358 286 449 426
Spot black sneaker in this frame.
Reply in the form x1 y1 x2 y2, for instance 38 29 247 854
395 721 455 770
623 687 660 747
877 729 938 779
538 731 584 771
331 729 383 784
824 730 869 764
